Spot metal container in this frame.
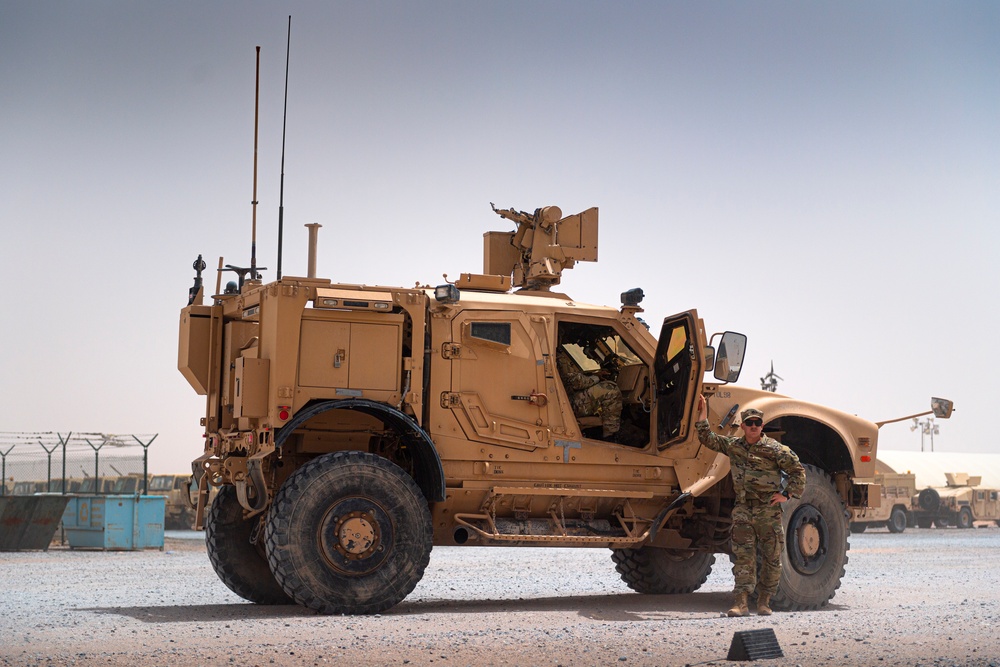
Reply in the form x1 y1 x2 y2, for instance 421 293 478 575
61 495 165 550
0 495 72 551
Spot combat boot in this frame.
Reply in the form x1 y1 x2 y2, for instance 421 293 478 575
756 593 773 616
727 591 749 617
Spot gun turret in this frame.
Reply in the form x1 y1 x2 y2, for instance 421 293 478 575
485 204 598 291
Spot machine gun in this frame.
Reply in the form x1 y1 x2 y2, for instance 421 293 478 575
485 203 599 291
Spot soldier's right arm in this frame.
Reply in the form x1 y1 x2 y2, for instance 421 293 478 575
695 394 733 454
695 419 733 455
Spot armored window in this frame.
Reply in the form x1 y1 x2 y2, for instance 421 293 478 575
978 491 986 501
470 322 511 346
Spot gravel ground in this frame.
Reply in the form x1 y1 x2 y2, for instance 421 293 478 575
2 526 1000 667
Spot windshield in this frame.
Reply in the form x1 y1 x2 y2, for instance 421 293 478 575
149 476 175 491
561 329 642 372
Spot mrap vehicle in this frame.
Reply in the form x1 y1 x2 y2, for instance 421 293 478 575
178 203 950 615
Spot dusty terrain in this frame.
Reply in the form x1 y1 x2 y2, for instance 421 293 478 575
2 526 1000 667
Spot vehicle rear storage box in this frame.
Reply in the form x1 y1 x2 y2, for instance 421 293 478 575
61 495 165 550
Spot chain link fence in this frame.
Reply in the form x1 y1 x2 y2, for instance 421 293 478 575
0 432 157 497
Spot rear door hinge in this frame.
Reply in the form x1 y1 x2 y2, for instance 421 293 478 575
442 343 462 359
440 392 462 408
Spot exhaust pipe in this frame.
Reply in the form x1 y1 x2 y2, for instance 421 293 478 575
305 223 322 278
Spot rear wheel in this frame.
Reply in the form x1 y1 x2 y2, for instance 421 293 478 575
849 522 867 534
887 507 907 533
771 464 849 611
611 548 715 594
265 451 432 615
957 507 974 529
205 486 292 604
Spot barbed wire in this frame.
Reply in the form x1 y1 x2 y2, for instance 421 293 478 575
0 432 157 453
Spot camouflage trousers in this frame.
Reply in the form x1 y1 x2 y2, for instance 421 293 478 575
569 380 622 436
730 502 785 596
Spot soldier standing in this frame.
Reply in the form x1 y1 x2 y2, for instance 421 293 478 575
556 348 622 438
695 394 805 617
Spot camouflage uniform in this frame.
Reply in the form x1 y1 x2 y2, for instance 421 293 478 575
695 411 805 597
556 349 622 437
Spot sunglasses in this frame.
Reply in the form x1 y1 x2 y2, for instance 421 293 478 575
743 419 763 427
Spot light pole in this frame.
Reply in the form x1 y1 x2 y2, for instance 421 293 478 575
911 416 940 452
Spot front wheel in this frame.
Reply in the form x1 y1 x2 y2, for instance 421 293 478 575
771 464 849 611
887 506 908 533
957 507 974 529
611 548 715 594
265 451 433 615
849 522 867 534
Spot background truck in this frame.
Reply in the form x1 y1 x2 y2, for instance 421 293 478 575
178 203 951 615
850 471 916 533
911 472 1000 529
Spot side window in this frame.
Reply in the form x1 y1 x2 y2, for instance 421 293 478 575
469 321 511 346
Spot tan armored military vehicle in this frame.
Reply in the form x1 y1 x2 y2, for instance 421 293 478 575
148 474 196 530
911 472 1000 529
849 471 916 533
178 203 951 615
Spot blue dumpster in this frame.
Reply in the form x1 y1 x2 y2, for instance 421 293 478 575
61 495 165 550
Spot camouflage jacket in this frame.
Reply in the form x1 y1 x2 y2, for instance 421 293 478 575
556 349 600 393
695 419 806 504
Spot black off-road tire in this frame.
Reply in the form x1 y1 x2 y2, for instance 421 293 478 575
771 464 849 611
916 515 933 529
611 548 715 594
957 507 974 529
265 451 433 615
205 485 293 605
918 488 941 513
887 506 908 534
849 522 867 534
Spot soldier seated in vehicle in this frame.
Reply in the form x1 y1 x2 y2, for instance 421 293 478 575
555 325 624 441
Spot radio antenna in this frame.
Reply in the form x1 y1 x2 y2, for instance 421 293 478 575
250 45 261 280
277 16 291 280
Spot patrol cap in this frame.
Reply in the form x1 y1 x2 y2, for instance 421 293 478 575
740 408 764 422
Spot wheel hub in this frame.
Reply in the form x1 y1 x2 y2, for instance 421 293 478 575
319 497 391 575
797 522 820 557
337 512 378 557
787 504 829 575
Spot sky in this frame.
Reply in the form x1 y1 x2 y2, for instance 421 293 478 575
2 1 998 473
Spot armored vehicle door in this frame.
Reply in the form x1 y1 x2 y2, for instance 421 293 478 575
654 311 703 447
446 311 550 450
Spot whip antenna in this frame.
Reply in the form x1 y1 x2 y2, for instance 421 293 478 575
277 16 291 279
250 45 261 279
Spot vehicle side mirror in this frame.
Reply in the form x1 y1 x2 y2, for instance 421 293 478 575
712 331 747 383
931 397 954 419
